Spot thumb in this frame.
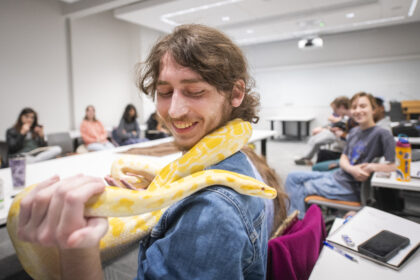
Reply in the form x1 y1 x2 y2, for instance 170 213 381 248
66 218 108 249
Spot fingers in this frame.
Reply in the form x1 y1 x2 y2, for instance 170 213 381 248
41 176 104 247
67 218 109 248
18 174 106 249
104 175 118 186
18 176 60 236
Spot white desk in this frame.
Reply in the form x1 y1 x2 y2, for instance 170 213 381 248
371 161 420 192
0 138 177 226
249 129 277 156
0 129 275 226
266 115 315 140
310 218 420 280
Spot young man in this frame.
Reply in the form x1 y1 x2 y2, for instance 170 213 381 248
295 96 351 165
286 92 396 219
17 25 274 279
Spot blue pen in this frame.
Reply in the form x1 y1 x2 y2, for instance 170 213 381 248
323 241 358 263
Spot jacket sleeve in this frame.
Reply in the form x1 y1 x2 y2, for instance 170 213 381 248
116 119 128 141
6 128 25 154
35 133 47 147
133 120 141 138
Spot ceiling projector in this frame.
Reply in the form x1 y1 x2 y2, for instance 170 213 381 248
298 37 323 49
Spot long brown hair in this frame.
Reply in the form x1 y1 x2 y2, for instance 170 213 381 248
14 107 39 133
137 24 260 123
241 146 288 238
84 105 97 122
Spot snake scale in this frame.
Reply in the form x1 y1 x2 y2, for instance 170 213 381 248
7 119 277 280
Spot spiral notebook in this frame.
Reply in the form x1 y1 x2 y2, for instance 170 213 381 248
327 207 420 270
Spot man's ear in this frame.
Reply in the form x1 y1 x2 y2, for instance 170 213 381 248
231 80 245 108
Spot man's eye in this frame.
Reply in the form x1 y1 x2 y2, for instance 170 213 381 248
158 91 172 97
187 90 205 96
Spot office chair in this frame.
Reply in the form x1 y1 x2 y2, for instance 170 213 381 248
0 141 8 168
46 132 74 156
304 176 374 215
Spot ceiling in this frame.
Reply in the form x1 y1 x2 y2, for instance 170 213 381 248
63 0 420 46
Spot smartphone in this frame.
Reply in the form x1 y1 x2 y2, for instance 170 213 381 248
358 230 410 262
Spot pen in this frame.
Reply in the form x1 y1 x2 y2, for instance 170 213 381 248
323 241 358 263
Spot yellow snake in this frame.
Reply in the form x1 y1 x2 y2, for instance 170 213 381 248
7 119 277 280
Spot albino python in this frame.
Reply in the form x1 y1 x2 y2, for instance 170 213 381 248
7 119 277 280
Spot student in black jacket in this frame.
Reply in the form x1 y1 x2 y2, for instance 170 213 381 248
6 108 61 163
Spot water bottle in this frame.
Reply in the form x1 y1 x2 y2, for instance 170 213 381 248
395 134 411 182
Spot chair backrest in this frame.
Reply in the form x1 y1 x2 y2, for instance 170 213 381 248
0 141 8 168
267 205 326 280
389 101 406 122
46 132 73 155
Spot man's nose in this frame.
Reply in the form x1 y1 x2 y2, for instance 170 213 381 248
168 91 188 118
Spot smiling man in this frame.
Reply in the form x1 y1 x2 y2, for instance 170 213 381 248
17 24 275 280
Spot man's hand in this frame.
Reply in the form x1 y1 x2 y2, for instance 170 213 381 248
311 127 324 136
18 175 108 249
361 163 376 174
349 163 371 181
330 127 344 138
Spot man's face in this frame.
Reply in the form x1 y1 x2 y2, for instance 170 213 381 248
156 54 232 151
335 105 348 117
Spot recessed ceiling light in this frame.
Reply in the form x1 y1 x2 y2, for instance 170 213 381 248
246 29 254 34
161 0 243 26
222 16 230 22
346 12 355 18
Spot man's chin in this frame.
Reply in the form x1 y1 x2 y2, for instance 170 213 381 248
173 139 195 152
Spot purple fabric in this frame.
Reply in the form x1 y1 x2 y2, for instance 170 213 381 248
267 205 326 280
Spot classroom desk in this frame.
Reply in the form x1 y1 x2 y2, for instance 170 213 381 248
371 161 420 192
309 218 420 280
0 129 275 226
266 115 315 140
249 129 277 156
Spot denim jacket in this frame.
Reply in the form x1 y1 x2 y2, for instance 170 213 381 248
136 151 268 279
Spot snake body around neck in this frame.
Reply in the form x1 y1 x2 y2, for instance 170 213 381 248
7 119 277 280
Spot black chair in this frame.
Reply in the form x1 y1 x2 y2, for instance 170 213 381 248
389 101 406 122
0 141 9 168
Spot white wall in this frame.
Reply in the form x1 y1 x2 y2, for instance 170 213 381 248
70 10 143 128
243 22 420 131
0 0 70 140
137 26 165 123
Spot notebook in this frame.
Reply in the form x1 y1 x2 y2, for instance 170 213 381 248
327 206 420 270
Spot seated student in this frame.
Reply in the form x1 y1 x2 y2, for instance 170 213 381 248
295 96 351 166
374 97 391 132
114 104 147 145
80 105 115 151
6 108 61 163
312 96 389 172
286 92 397 218
18 24 286 279
145 111 170 140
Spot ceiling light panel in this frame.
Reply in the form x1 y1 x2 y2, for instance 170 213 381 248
114 0 419 46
